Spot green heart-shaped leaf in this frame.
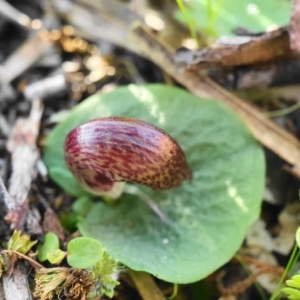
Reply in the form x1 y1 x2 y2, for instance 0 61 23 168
37 232 60 262
67 237 103 269
44 84 265 283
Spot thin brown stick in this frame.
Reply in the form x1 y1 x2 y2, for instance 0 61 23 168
217 269 268 295
217 255 284 296
130 24 300 178
239 255 284 273
2 250 43 270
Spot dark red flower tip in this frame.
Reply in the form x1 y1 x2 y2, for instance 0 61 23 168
64 117 192 195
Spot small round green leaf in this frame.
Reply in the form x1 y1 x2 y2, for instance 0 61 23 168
67 237 103 269
44 84 265 283
37 232 59 262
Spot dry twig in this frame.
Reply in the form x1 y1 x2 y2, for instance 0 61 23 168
2 262 33 300
174 28 299 68
217 256 284 296
1 33 53 83
0 281 4 299
5 100 43 230
0 0 31 28
130 24 300 179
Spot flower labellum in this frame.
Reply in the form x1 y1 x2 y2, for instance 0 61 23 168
64 117 192 198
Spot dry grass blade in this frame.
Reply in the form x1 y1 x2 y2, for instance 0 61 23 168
0 0 31 28
129 270 165 300
130 24 300 178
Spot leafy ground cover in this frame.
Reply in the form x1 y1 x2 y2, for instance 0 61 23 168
0 0 299 299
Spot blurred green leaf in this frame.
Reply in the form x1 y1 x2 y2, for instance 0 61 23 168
37 232 60 262
47 249 65 265
67 237 103 269
296 227 300 249
176 0 291 37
